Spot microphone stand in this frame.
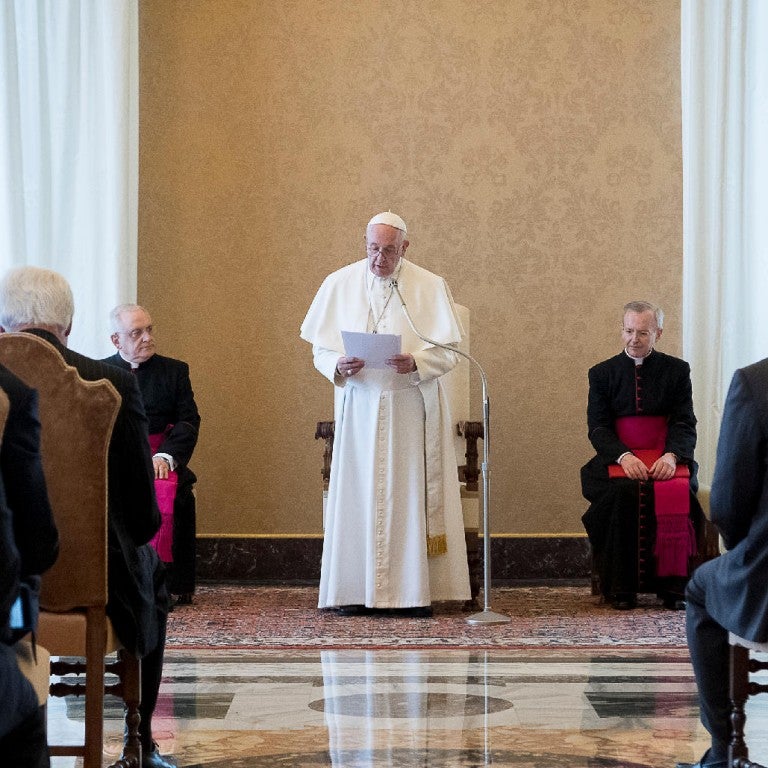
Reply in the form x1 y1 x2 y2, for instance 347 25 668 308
391 280 510 625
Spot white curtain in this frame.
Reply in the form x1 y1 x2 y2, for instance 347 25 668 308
0 0 138 358
682 0 768 485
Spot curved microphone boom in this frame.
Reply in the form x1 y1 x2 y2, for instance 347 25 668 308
390 280 510 625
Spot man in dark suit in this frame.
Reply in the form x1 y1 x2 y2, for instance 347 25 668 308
103 304 201 605
0 472 46 767
0 365 59 621
675 358 768 768
581 301 704 609
0 369 58 768
0 266 175 768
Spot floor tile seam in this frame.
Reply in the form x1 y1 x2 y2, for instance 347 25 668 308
161 649 692 656
155 675 672 685
164 643 690 651
159 659 694 667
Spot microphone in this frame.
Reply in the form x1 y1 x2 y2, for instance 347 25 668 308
390 279 508 625
390 278 486 397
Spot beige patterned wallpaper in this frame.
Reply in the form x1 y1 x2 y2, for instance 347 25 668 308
138 0 682 537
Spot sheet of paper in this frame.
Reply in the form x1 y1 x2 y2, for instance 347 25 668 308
341 331 401 369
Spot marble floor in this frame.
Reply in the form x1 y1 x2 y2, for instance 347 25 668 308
47 646 768 768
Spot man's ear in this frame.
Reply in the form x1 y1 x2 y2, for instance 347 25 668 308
110 332 121 348
64 322 72 338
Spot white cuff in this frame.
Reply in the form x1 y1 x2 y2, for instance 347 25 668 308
153 452 176 471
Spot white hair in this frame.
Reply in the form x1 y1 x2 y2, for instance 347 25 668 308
0 266 74 331
109 303 148 333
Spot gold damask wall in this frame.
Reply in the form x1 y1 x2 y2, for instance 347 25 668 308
138 0 682 538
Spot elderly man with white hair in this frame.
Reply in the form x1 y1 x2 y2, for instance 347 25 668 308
103 303 201 607
301 211 471 617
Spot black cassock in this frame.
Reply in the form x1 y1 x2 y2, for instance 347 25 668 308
103 352 201 596
580 350 704 601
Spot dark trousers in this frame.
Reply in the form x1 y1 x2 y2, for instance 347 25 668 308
0 706 48 768
137 552 169 750
0 643 48 767
685 560 731 754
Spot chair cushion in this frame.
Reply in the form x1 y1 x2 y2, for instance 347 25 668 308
729 632 768 652
37 610 123 655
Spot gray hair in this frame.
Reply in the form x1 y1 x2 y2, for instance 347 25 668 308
0 266 74 331
109 303 147 333
623 300 664 330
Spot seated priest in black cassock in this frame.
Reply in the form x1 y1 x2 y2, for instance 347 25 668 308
104 304 201 606
581 301 704 610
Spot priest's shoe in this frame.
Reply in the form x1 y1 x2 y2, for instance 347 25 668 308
610 592 637 610
661 590 686 610
174 592 193 606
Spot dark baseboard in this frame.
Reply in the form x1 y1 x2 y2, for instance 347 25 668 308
196 535 592 583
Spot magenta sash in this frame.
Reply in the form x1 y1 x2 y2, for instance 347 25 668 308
148 431 177 563
608 416 696 578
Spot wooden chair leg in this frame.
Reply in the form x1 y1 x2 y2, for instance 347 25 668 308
465 528 480 606
729 643 750 768
590 549 601 596
84 619 106 768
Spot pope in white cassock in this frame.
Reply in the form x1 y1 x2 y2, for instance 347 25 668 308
300 212 471 617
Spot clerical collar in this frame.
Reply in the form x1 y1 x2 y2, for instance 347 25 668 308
624 347 654 366
118 351 140 369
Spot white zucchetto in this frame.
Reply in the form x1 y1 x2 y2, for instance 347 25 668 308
367 211 407 234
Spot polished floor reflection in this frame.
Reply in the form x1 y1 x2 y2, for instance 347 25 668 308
48 647 768 767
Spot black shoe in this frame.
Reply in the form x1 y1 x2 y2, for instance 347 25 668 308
174 592 193 606
393 606 433 618
663 596 686 610
674 748 728 768
123 742 176 768
335 605 373 616
610 593 637 610
143 743 177 768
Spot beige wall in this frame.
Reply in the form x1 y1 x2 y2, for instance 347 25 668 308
138 0 682 537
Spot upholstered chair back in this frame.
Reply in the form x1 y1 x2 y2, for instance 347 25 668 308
0 333 119 611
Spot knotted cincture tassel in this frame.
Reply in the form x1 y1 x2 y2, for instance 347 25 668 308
427 533 447 557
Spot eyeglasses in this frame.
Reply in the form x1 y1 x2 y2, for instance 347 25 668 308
621 328 654 339
118 325 153 340
366 244 400 259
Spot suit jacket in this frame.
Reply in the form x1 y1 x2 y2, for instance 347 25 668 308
581 350 699 501
0 432 20 635
0 373 57 736
0 365 58 579
101 352 200 481
27 330 161 657
707 358 768 641
0 477 30 734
